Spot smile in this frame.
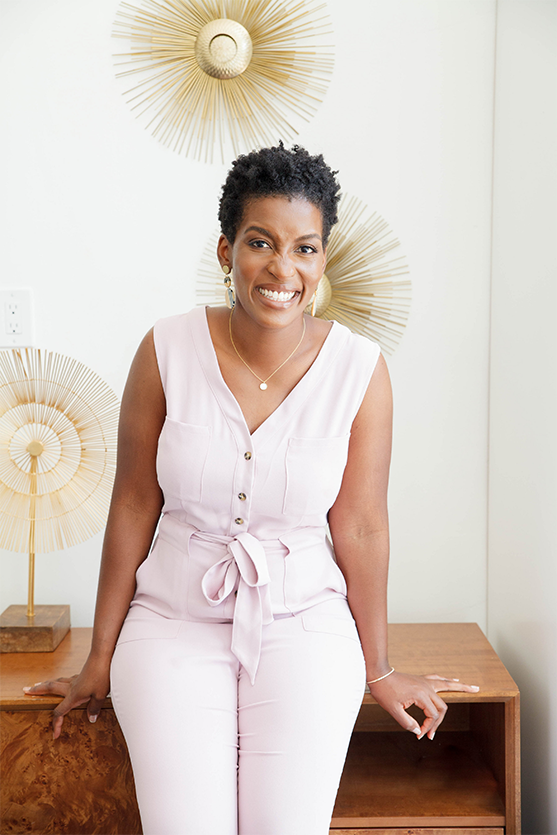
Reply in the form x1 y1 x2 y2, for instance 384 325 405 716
257 288 297 302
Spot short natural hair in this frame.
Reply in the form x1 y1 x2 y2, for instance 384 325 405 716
218 144 341 246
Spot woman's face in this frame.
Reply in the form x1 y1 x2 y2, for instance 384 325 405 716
218 195 326 327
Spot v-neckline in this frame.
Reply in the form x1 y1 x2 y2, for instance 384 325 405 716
198 307 339 439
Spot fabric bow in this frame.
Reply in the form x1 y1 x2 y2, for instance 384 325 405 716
201 532 273 684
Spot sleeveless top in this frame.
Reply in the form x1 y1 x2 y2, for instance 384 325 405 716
126 307 380 683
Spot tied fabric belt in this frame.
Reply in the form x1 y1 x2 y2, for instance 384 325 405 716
189 525 274 684
153 516 343 684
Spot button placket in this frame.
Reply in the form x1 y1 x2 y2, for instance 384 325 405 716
231 448 254 532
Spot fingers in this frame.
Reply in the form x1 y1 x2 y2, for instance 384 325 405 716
87 697 105 724
412 690 448 739
389 690 447 740
52 692 91 739
422 692 448 739
25 664 109 739
52 711 65 740
389 703 423 737
374 672 476 743
423 674 480 693
23 676 75 697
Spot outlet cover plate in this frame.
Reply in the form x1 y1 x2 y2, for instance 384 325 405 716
0 288 35 347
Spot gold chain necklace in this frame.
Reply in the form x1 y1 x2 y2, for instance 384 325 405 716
228 309 306 391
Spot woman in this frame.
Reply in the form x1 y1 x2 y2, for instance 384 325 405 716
26 145 478 834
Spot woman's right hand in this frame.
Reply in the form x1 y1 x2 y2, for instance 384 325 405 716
23 654 111 739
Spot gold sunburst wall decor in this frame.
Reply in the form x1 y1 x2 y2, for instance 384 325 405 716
112 0 334 163
0 349 119 624
196 194 411 354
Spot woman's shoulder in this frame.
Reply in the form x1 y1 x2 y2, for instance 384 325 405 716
153 306 211 354
150 308 208 386
329 319 382 369
153 306 204 337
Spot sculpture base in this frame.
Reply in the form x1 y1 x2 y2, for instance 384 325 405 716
0 605 70 653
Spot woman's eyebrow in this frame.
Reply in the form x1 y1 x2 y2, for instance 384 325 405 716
294 233 322 242
244 225 273 237
244 226 322 242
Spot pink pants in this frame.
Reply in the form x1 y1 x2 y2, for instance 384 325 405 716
110 599 365 835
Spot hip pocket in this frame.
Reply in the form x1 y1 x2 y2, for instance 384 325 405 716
116 617 182 646
301 613 360 642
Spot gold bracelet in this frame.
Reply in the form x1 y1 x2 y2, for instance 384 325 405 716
366 667 395 685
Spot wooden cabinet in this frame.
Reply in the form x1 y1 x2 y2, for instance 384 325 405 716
330 623 520 834
0 623 520 834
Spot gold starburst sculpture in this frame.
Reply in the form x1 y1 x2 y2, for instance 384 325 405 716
0 349 119 617
196 194 411 353
113 0 334 162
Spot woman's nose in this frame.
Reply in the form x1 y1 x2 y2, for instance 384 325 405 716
268 254 295 279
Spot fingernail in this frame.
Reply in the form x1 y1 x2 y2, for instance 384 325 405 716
471 685 480 691
412 727 421 736
22 686 31 692
452 678 460 681
34 682 42 686
430 732 436 740
89 714 98 724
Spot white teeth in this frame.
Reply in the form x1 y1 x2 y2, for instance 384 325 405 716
258 288 296 301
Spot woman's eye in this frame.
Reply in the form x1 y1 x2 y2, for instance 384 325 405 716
250 239 270 249
298 245 317 254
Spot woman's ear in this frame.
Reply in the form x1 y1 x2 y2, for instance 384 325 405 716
217 234 232 271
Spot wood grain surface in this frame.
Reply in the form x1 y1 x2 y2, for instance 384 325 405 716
1 623 519 709
329 830 504 834
331 731 505 826
0 624 519 834
0 708 141 835
1 629 98 709
365 623 519 702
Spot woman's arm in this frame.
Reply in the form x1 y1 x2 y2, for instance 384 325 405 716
329 355 478 740
24 329 166 738
328 354 392 681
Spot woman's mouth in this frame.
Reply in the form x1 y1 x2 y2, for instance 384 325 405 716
257 287 297 302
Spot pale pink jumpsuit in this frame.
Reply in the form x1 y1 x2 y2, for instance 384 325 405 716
110 307 381 835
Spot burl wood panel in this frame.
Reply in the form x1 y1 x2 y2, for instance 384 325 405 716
0 708 141 835
1 625 520 835
0 605 71 653
329 830 504 834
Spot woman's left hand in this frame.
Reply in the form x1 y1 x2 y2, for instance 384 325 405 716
368 671 480 739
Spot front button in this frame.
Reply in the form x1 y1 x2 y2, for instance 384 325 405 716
238 492 247 501
235 517 244 525
244 451 252 460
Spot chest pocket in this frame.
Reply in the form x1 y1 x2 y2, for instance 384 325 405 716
157 418 211 505
283 435 351 517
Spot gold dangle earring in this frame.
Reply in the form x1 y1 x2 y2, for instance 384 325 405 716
310 291 317 317
222 265 235 309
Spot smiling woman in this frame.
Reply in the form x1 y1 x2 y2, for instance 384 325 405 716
212 193 331 416
25 145 478 835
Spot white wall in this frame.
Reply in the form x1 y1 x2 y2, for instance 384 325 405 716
487 2 557 833
2 0 556 829
0 0 495 631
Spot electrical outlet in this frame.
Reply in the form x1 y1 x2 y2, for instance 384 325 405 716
0 288 35 347
6 302 22 334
